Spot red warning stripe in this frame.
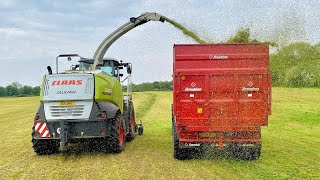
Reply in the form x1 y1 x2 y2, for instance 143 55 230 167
36 123 43 132
40 126 48 136
35 123 50 138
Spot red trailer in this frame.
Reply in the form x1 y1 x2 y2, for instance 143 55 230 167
172 44 271 160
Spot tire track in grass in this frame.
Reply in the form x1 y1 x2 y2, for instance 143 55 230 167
135 92 157 121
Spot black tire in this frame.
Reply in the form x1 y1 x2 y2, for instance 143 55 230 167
126 103 136 141
172 122 190 160
245 143 261 160
109 113 125 153
94 138 109 153
138 126 143 135
32 127 59 155
232 143 261 160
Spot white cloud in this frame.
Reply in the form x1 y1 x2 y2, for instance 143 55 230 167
0 0 16 7
0 28 26 36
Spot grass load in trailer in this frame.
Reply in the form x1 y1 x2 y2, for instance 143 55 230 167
172 44 272 160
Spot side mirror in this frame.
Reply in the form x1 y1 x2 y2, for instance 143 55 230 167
47 66 52 75
127 64 132 74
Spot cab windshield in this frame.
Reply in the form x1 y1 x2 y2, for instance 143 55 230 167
78 59 118 77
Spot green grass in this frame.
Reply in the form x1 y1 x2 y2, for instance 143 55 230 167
0 87 319 179
162 16 206 44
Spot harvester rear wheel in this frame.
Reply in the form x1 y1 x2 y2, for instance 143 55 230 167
126 103 136 141
32 127 59 155
109 113 125 153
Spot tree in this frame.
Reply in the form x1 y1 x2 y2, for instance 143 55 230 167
32 86 41 96
270 42 320 87
5 85 19 96
152 81 160 90
19 86 34 96
0 86 6 97
10 82 23 89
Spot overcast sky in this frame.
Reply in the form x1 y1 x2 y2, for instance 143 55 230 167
0 0 319 86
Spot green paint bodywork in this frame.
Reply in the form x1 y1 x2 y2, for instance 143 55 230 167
94 74 123 113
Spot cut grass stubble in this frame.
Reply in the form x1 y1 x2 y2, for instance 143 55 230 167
0 88 319 179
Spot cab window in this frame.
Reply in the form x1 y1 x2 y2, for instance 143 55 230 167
102 60 118 77
101 66 113 75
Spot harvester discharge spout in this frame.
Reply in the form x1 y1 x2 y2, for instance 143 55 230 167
92 12 165 69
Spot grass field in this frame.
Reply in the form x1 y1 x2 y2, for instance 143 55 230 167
0 87 319 179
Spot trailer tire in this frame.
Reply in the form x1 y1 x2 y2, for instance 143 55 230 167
109 113 125 153
32 127 59 155
126 103 136 141
172 123 190 160
248 143 262 160
234 143 261 160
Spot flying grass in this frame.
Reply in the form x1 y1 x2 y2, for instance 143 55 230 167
0 88 319 179
163 16 207 44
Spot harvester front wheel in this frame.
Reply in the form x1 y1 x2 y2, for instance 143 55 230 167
109 114 125 153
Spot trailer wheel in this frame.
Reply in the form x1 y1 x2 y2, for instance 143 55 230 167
126 103 136 141
32 127 59 155
247 143 261 160
233 143 261 160
172 123 190 160
109 114 125 153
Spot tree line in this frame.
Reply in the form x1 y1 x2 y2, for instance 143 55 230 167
0 82 40 97
0 81 172 97
132 81 172 92
227 28 320 87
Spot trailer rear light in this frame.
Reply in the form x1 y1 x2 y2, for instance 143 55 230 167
34 115 40 121
100 130 105 135
100 113 107 119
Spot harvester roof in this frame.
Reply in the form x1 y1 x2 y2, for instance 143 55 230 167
79 58 120 66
